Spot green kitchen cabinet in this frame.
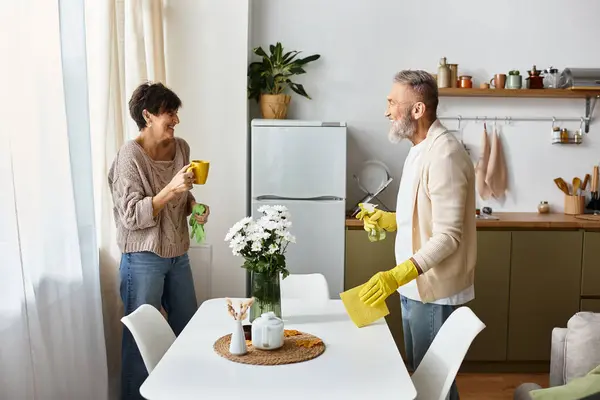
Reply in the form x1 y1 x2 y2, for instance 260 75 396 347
464 231 511 361
581 299 600 313
507 231 583 361
581 232 600 296
345 229 405 358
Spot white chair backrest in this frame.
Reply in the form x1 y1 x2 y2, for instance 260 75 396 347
121 304 176 374
411 306 485 400
280 273 330 301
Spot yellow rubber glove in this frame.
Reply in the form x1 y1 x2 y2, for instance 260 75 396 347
355 203 397 233
359 259 419 307
363 209 397 233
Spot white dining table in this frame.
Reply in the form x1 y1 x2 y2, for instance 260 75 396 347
140 298 417 400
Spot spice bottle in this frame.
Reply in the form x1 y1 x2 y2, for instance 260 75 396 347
574 129 582 144
552 126 561 144
437 57 450 88
560 128 569 143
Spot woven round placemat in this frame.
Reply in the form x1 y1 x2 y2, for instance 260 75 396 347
213 330 325 365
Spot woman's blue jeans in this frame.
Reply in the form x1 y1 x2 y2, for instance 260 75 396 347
119 251 198 400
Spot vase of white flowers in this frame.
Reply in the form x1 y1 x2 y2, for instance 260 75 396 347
225 204 296 322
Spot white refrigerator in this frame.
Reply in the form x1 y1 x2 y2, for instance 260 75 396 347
249 119 347 299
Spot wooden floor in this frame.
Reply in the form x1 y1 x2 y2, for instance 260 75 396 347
456 373 548 399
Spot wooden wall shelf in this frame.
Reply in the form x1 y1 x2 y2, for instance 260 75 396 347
438 88 600 132
439 88 600 99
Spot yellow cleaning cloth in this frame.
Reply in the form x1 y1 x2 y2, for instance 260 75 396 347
340 284 390 328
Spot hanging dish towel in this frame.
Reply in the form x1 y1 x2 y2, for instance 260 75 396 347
475 123 492 200
485 125 508 199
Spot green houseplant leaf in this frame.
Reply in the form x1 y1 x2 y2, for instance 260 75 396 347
247 42 321 102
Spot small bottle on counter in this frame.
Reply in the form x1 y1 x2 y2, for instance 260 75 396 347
552 126 561 143
560 128 569 143
537 201 550 214
574 129 583 144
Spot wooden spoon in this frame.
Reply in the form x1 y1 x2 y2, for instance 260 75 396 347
554 178 570 195
582 174 591 191
572 177 582 196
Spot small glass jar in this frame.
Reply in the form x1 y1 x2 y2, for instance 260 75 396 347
544 68 559 88
552 126 561 143
574 129 583 144
538 201 550 214
560 128 569 143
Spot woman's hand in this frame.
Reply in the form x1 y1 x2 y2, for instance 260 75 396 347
168 164 195 194
191 202 210 225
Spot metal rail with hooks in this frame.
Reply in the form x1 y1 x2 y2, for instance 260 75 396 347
439 115 589 132
438 93 598 133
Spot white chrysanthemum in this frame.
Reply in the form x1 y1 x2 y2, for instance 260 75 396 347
273 205 287 212
283 232 296 243
267 244 279 254
251 241 262 252
258 217 279 231
224 216 253 241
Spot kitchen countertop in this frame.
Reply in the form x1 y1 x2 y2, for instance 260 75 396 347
346 212 600 230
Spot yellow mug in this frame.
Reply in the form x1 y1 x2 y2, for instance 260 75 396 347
187 160 210 185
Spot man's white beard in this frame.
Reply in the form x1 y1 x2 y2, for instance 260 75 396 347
388 114 417 143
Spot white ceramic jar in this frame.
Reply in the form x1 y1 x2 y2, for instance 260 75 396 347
251 312 284 350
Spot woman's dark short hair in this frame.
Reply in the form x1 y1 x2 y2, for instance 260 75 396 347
128 82 182 130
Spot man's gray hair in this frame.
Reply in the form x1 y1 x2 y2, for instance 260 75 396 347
393 70 439 120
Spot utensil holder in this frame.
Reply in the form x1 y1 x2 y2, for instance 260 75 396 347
564 195 585 215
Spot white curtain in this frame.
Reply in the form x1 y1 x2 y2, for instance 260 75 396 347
84 0 168 397
0 0 108 399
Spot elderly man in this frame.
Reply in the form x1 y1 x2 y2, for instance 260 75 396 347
357 70 476 399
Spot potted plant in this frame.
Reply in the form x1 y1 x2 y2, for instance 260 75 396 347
225 204 296 321
507 69 522 89
247 42 320 119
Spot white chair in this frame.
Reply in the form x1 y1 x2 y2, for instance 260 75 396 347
121 304 176 374
410 306 486 400
280 273 330 301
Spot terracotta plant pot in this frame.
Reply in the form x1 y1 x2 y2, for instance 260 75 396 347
260 94 291 119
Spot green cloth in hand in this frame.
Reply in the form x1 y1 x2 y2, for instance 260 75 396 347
189 204 206 244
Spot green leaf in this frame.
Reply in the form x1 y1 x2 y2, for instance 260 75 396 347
287 81 311 99
288 66 306 75
282 51 298 63
296 54 320 65
253 46 268 58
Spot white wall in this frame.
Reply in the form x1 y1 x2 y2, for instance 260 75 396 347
251 0 600 213
165 0 249 298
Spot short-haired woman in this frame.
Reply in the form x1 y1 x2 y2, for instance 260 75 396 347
108 82 209 400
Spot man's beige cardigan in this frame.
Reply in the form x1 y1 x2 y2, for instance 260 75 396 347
410 120 477 303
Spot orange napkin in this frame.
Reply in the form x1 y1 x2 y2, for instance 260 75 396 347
485 127 508 199
475 124 491 200
340 284 390 328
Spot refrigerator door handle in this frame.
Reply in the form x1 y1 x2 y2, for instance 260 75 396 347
256 195 344 201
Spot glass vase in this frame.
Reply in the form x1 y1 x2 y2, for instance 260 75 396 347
249 271 281 322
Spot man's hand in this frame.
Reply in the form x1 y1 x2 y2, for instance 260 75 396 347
359 259 419 307
363 209 397 233
355 203 397 233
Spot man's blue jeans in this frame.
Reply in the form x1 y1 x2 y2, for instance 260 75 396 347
120 251 198 400
401 295 460 400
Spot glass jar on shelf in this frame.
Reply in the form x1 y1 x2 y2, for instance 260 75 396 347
544 67 559 88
